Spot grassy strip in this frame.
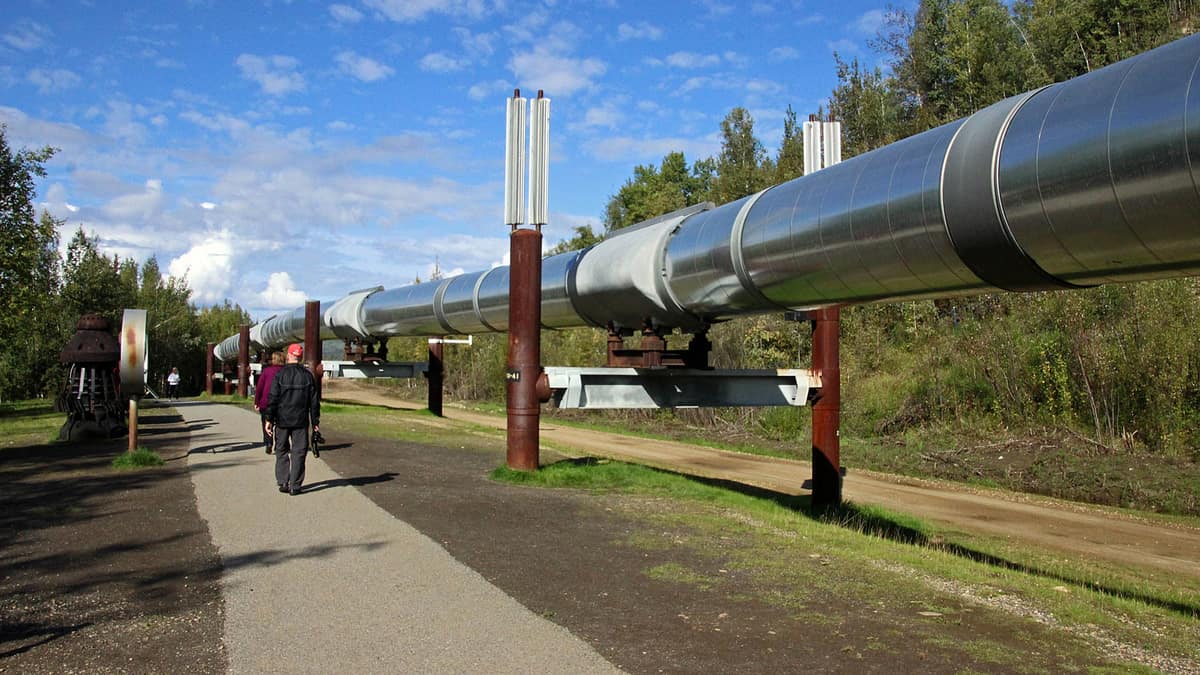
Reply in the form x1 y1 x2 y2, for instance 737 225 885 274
493 457 1200 668
0 400 63 448
112 447 164 470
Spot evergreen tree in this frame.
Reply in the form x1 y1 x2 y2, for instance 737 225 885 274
774 105 805 182
710 107 769 204
547 224 602 255
829 56 905 157
0 127 62 399
603 151 708 231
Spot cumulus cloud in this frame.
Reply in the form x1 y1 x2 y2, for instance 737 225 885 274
364 0 487 22
167 231 238 304
328 3 363 23
258 271 307 309
336 51 394 82
584 134 720 164
468 79 512 101
665 51 721 69
617 21 662 41
27 68 81 94
768 46 799 62
420 52 467 73
235 54 306 96
3 19 51 51
853 9 885 35
509 48 605 96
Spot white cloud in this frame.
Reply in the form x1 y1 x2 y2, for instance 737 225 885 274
572 104 621 130
617 21 662 41
27 68 81 94
665 51 720 69
768 46 799 62
453 27 495 59
420 52 467 73
853 9 886 35
3 19 51 51
468 79 511 100
826 38 861 57
584 134 720 163
329 3 363 23
168 231 237 304
235 54 306 96
336 51 394 82
258 271 307 309
509 48 605 96
364 0 487 22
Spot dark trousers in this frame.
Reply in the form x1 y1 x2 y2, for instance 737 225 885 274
274 426 309 489
260 412 273 450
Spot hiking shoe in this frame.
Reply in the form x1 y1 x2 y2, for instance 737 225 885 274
278 485 289 493
289 487 301 496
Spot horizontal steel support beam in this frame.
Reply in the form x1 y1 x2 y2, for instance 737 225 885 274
546 367 820 409
324 361 428 379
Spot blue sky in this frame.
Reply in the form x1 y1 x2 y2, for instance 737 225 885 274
2 0 894 321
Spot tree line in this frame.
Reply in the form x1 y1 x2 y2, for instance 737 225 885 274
532 0 1200 456
0 127 250 401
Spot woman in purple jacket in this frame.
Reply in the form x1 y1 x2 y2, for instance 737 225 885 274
253 351 285 454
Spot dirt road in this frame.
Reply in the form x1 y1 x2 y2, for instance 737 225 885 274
322 379 1200 582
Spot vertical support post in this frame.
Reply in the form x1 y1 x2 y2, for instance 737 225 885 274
237 324 250 398
128 396 139 452
506 228 542 471
205 343 215 395
811 306 842 507
304 300 322 398
428 337 444 417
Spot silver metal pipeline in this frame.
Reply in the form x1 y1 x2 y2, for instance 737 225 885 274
216 33 1200 361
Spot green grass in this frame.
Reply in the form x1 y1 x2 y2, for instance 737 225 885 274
111 446 164 469
491 456 1200 670
0 400 63 448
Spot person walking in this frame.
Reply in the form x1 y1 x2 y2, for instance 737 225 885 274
264 344 320 495
166 367 181 400
253 351 285 454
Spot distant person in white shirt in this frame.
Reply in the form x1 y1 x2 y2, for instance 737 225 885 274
167 367 181 400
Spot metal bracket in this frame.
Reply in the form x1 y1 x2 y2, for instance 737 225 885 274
323 361 428 379
545 367 820 409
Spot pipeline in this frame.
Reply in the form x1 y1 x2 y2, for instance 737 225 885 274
217 33 1200 362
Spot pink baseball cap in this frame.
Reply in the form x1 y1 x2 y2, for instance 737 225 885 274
287 343 303 358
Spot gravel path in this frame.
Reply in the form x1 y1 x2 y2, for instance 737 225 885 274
180 400 621 674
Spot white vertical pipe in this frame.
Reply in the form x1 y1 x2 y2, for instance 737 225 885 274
529 95 551 227
803 120 817 176
826 121 842 167
504 94 528 226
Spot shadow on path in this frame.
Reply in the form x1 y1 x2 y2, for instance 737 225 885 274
301 472 398 493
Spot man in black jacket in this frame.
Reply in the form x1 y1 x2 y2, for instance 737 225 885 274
264 343 320 495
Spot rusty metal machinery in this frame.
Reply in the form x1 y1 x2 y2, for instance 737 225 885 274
57 314 127 440
216 34 1200 360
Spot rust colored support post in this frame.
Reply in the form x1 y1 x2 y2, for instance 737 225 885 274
304 300 322 398
237 324 250 398
128 396 139 452
811 307 842 507
205 343 215 395
506 228 542 471
428 337 444 417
